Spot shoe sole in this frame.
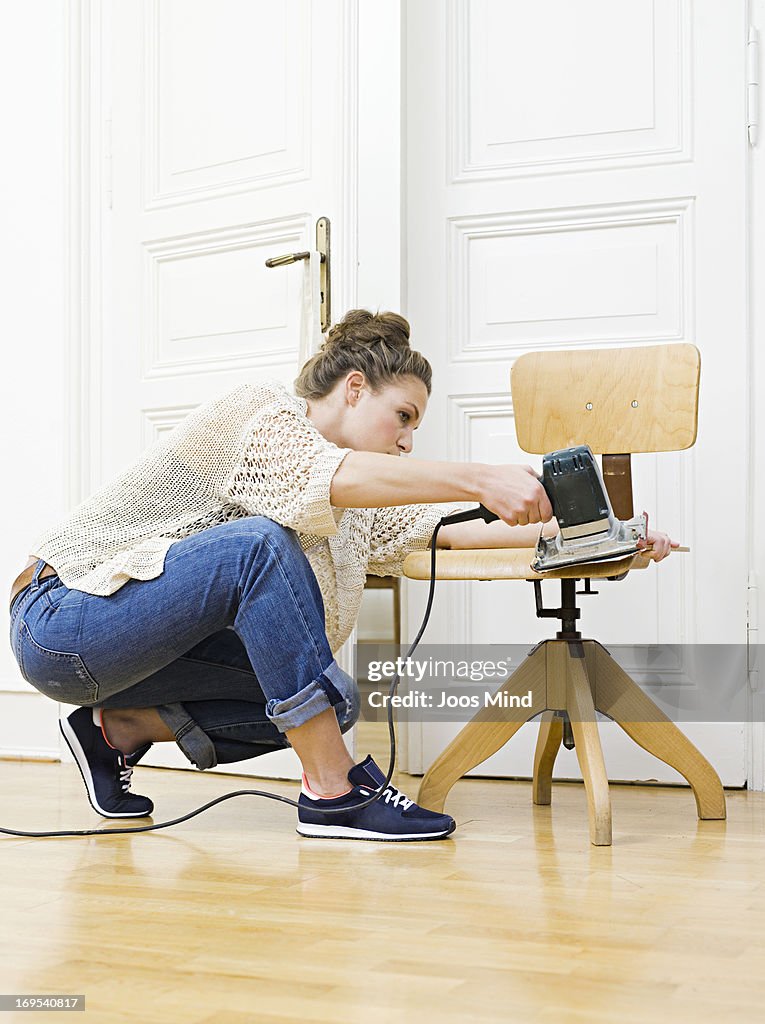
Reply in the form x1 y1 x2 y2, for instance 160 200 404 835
296 821 456 842
59 717 152 819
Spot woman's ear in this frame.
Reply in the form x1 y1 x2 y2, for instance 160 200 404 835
344 370 366 406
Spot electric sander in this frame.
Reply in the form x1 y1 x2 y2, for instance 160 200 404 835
531 445 647 572
442 445 647 572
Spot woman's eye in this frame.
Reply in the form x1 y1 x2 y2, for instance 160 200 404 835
399 411 410 423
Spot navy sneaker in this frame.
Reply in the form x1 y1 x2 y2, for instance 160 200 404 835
296 755 456 842
124 742 153 768
59 707 154 818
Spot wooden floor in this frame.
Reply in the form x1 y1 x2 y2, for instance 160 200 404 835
1 728 764 1024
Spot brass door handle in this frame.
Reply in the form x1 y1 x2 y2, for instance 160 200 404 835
264 251 312 267
265 217 331 331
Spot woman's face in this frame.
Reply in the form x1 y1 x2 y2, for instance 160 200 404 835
345 374 429 456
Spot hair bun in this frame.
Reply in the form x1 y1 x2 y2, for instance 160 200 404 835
325 309 411 352
295 307 431 400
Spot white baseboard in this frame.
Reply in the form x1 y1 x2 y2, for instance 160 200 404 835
140 741 304 780
0 689 63 760
0 690 355 782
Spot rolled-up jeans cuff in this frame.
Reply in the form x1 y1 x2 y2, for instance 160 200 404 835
266 660 357 733
156 701 218 771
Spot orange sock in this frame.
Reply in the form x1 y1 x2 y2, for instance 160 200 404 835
101 723 118 750
93 709 118 750
300 773 352 801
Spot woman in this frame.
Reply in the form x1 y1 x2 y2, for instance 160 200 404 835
8 310 676 842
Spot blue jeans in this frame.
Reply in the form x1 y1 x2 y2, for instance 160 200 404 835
8 518 359 770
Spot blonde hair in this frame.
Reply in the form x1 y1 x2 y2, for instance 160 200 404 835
295 309 432 399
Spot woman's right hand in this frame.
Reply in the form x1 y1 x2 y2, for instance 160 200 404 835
478 464 553 527
330 451 554 522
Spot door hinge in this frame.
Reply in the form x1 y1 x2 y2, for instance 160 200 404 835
748 570 760 692
748 27 760 147
104 116 113 210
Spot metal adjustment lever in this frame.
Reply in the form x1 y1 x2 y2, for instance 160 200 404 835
576 579 598 596
265 216 331 331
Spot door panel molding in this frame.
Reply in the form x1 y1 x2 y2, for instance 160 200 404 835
448 0 693 182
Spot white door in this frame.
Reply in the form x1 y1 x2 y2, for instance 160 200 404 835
88 0 357 777
405 0 749 786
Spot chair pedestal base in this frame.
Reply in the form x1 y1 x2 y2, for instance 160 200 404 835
417 639 726 846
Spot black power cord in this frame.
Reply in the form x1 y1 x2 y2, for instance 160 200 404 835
1 505 495 840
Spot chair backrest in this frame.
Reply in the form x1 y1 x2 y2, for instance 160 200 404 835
510 343 700 455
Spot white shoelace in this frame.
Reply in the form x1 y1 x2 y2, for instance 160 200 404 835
382 787 413 810
118 763 134 793
359 785 413 810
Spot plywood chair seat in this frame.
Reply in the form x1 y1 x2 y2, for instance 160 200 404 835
404 343 725 846
404 547 654 582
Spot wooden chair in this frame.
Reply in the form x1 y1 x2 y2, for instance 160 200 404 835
403 343 726 845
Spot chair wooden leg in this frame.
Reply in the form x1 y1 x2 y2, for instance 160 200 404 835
417 646 547 812
593 645 726 820
532 711 563 805
565 650 612 846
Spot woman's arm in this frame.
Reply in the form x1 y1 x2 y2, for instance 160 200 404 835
330 451 480 505
437 518 559 549
330 450 553 528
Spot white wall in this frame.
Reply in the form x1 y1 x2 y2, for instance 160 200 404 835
749 0 765 790
357 2 403 314
356 1 407 648
1 2 69 755
2 2 763 783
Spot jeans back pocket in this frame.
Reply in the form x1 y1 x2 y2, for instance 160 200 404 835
17 620 100 706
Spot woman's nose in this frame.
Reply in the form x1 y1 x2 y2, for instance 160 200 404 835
398 431 413 454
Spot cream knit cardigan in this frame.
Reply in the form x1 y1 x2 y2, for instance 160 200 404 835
32 381 456 653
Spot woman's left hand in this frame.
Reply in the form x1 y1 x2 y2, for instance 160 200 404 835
637 529 679 562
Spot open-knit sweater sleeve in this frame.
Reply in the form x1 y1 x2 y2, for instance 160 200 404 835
217 393 352 535
367 503 464 577
31 382 351 597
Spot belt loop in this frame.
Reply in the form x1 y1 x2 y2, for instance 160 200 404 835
30 559 48 592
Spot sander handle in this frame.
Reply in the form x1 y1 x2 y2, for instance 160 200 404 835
440 471 547 528
439 504 500 527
